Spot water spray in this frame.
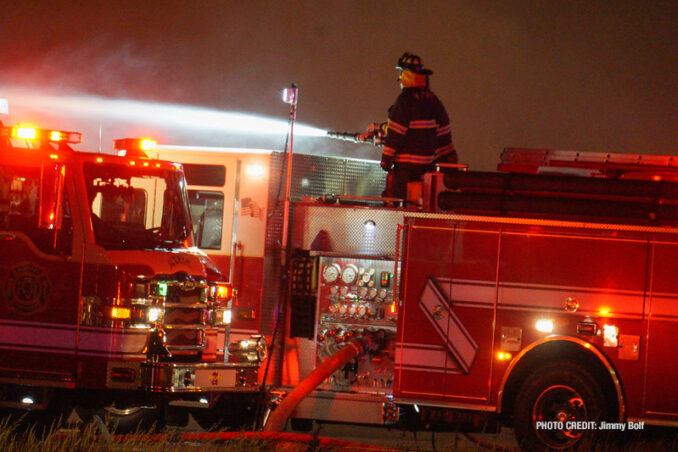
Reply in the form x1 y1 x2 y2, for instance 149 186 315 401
0 86 327 138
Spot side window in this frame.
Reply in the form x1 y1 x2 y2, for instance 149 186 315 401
1 164 40 231
0 163 70 255
181 163 226 251
188 190 224 250
182 163 226 187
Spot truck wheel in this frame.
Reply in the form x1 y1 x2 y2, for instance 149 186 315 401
513 361 607 451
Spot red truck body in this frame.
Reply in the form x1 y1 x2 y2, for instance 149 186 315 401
158 143 678 449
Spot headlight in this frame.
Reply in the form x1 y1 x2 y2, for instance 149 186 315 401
130 305 164 325
147 307 163 323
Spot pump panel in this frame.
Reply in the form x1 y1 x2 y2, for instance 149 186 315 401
314 256 399 394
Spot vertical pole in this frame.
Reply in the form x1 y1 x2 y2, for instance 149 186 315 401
281 83 297 266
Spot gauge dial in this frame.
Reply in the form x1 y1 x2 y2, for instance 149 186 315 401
368 288 378 299
322 264 341 283
340 286 350 297
339 304 348 314
357 305 367 317
341 264 359 285
378 289 388 299
348 304 358 316
361 272 372 284
330 285 339 295
358 287 368 298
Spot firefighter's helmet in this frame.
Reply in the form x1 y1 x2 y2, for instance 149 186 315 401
396 52 433 75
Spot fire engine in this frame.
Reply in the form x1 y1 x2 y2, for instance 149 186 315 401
156 139 678 450
0 122 266 432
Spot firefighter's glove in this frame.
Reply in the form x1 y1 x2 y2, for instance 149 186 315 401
357 131 373 142
366 122 382 134
358 122 384 143
380 160 391 171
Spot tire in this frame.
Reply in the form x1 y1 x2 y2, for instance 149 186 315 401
513 361 608 451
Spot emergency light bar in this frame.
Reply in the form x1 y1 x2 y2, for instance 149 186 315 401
1 125 82 144
114 138 157 157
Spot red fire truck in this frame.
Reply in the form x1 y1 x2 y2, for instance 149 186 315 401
155 142 678 450
0 123 266 432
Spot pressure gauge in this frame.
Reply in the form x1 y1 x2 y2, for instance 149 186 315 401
361 272 372 284
341 264 358 285
348 304 358 316
340 286 351 297
357 305 367 317
330 285 339 295
378 289 388 299
328 303 339 313
368 288 378 299
322 264 341 283
339 304 348 314
358 287 368 298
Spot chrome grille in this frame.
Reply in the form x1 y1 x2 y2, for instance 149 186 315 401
150 274 209 356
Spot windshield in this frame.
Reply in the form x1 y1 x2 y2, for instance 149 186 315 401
84 162 193 250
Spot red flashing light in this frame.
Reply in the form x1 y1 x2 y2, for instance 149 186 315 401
211 283 234 304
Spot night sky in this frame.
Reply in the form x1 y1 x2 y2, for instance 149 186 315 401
1 1 676 171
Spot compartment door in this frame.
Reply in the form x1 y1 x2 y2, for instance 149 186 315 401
645 242 678 418
395 220 497 403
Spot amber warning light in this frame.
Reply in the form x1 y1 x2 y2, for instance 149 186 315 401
114 138 157 157
2 126 82 143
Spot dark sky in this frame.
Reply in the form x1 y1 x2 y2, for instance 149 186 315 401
1 0 676 170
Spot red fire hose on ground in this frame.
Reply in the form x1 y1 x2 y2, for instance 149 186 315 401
263 339 364 433
52 336 389 449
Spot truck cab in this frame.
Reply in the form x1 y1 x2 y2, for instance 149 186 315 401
0 123 265 431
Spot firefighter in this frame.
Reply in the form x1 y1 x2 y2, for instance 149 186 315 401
362 52 457 198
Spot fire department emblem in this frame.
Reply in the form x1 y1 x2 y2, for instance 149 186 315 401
3 263 51 314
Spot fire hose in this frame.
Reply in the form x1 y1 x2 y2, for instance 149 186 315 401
263 337 368 433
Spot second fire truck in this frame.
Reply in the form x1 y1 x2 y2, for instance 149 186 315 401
154 142 678 450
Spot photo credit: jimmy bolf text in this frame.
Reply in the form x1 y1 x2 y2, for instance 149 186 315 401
535 421 645 432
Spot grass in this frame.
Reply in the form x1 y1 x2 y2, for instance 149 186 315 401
0 416 313 452
2 414 678 452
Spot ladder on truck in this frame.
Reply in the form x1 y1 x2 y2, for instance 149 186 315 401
498 147 678 181
434 148 678 226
